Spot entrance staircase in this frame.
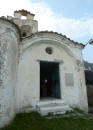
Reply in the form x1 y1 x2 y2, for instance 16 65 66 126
36 99 72 115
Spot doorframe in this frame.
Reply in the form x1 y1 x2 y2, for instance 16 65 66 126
38 60 63 100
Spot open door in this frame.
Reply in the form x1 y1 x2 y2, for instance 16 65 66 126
40 61 61 100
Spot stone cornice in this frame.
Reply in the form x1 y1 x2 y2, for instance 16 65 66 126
22 31 85 49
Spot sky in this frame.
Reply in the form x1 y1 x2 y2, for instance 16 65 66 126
0 0 93 63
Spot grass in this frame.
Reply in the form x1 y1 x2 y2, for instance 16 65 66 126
1 111 93 130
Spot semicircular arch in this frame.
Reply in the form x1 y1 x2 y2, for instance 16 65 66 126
22 37 76 60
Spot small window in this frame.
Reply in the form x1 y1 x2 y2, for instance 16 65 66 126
45 47 53 54
22 32 27 37
21 16 27 19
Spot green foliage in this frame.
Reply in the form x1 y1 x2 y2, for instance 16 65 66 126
1 111 93 130
72 108 85 113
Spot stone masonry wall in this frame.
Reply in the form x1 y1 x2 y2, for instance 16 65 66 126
0 20 19 128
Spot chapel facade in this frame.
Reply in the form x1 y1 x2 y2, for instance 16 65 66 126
0 10 88 128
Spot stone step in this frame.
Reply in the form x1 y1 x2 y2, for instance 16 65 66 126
37 99 66 107
38 104 72 115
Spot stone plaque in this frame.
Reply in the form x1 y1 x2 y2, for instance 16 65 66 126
65 73 74 86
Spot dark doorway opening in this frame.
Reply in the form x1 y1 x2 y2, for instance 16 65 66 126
40 61 61 100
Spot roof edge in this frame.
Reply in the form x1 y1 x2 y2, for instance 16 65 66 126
14 9 35 16
0 17 21 40
22 31 85 49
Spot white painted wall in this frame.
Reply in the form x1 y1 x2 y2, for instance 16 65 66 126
16 33 88 112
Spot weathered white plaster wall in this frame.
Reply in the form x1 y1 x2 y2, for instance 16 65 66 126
0 25 88 128
0 19 19 128
12 18 38 34
17 32 88 112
